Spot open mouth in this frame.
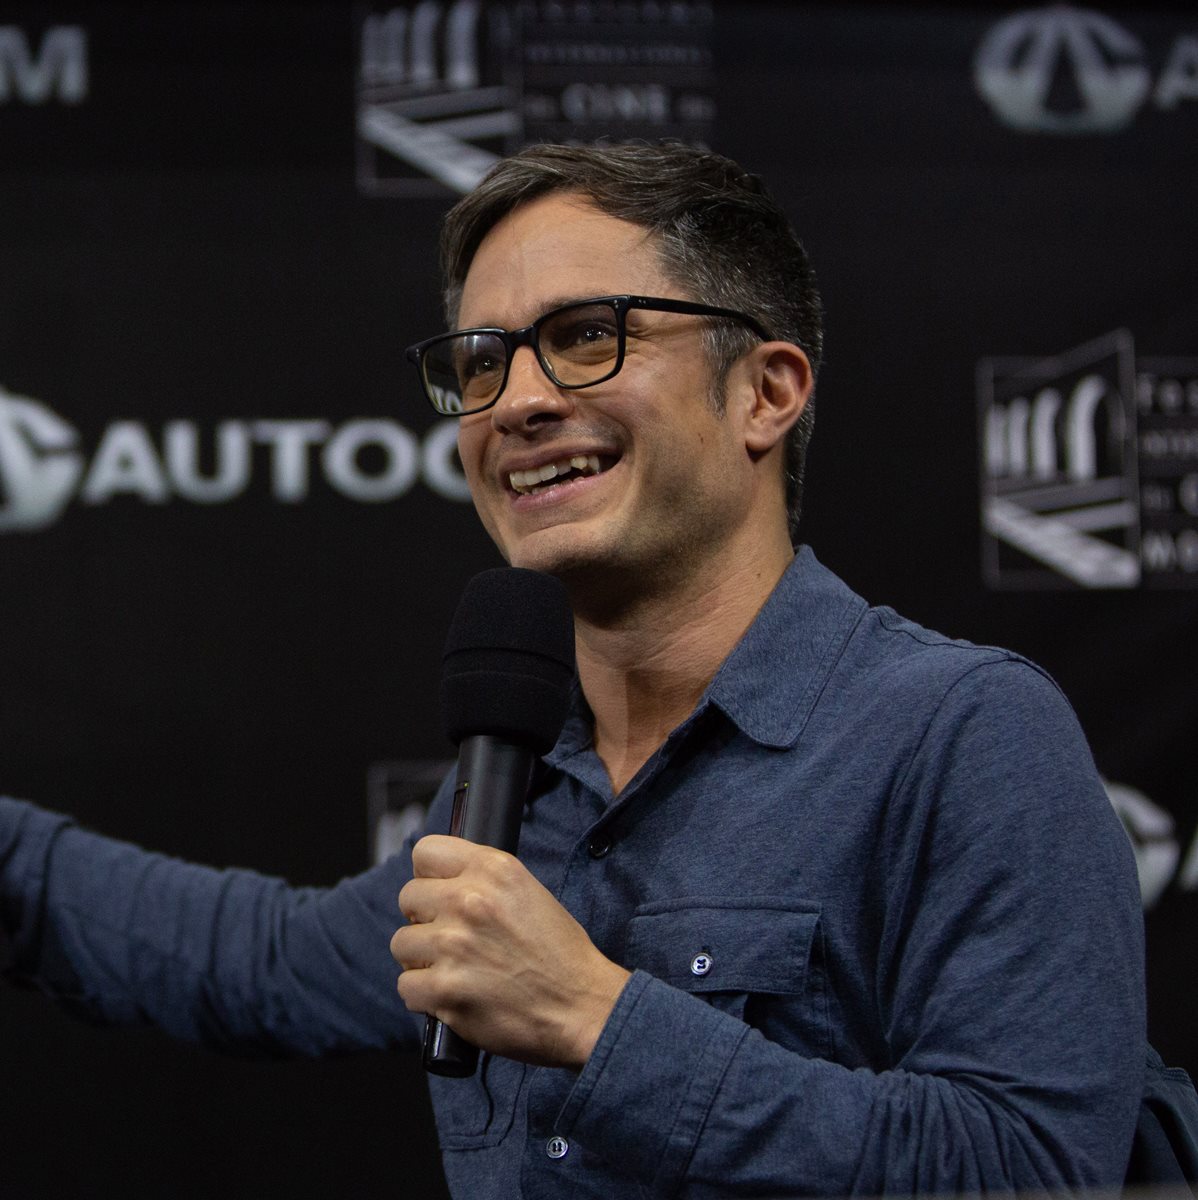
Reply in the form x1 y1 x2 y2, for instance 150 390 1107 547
508 454 613 496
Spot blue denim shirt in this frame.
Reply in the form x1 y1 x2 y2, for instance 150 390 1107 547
1 547 1146 1197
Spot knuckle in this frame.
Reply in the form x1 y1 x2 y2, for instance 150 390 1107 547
481 848 521 887
440 925 473 961
458 886 497 925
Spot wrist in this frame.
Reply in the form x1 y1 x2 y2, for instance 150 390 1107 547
567 961 632 1069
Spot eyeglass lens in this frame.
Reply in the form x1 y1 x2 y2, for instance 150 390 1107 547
420 300 622 415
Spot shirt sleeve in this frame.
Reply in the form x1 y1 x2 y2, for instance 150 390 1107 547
554 660 1146 1197
0 794 422 1057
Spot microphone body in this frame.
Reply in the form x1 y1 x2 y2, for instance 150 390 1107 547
422 736 535 1077
421 567 574 1079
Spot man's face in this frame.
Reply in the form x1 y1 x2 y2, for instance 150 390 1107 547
455 192 760 596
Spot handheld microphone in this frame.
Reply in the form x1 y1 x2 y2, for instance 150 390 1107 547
422 567 575 1078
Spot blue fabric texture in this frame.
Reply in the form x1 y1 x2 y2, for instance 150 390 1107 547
1 547 1146 1197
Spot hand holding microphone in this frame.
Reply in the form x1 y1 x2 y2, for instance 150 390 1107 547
390 568 629 1076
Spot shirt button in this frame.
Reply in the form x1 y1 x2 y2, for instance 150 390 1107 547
690 952 713 977
587 834 612 859
545 1135 569 1160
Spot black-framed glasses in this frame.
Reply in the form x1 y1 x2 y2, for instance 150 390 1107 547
405 294 773 417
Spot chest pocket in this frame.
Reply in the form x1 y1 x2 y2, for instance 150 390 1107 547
624 896 831 1058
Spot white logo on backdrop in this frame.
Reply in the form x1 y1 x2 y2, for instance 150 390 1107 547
0 25 87 104
355 2 717 197
1106 780 1198 910
980 331 1141 588
979 337 1198 588
0 386 470 533
357 1 515 195
974 7 1198 133
0 390 85 530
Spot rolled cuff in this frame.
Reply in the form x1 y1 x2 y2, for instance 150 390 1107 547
556 969 748 1193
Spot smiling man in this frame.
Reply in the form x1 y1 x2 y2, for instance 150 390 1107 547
1 143 1148 1197
387 143 1146 1195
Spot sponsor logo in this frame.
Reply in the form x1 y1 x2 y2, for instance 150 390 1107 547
1107 779 1198 910
974 7 1198 134
0 25 87 104
356 1 715 197
0 386 470 533
0 389 85 531
978 333 1198 588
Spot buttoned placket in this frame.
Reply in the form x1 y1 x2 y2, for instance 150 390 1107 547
521 727 699 1192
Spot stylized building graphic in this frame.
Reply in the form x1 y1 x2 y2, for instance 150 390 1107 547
355 1 716 196
979 331 1141 587
357 2 517 195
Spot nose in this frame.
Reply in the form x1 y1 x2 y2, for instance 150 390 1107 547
489 345 575 434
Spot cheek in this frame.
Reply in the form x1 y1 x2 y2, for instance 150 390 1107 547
456 424 488 486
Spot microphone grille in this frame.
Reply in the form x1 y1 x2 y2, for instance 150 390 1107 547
440 568 575 752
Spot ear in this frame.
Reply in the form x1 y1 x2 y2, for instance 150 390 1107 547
736 342 813 456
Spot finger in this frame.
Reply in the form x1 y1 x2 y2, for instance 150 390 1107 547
396 962 443 1019
390 922 437 970
411 834 498 879
397 876 452 925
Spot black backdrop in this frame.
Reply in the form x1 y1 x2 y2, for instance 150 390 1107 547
2 3 1195 1196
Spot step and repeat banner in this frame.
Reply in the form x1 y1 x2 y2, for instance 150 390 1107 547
2 3 1195 1195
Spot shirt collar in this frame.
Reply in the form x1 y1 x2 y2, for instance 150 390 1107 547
544 545 867 765
703 545 867 748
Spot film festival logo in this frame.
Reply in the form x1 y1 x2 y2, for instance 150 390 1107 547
979 332 1198 589
355 1 716 197
0 386 471 533
357 1 516 195
974 6 1198 133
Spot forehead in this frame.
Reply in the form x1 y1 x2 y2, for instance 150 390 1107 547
457 192 668 328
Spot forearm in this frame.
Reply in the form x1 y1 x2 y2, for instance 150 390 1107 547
556 969 1141 1197
1 795 418 1056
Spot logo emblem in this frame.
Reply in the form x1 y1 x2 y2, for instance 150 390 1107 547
357 2 515 196
0 387 84 531
355 2 716 197
979 334 1198 588
979 331 1141 588
975 7 1151 133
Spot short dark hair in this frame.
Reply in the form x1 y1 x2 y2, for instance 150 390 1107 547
440 141 823 537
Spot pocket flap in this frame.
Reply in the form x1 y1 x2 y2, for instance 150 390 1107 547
624 897 820 995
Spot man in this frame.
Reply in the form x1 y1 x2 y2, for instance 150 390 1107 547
2 142 1145 1197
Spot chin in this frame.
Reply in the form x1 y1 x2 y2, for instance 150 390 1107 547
506 531 614 581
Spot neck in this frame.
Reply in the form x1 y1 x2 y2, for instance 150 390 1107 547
570 541 794 796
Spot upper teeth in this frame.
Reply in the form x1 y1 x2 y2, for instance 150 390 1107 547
510 455 602 494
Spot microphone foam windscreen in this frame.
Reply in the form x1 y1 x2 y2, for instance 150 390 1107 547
440 568 575 752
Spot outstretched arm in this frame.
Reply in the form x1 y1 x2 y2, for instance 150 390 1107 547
1 796 420 1057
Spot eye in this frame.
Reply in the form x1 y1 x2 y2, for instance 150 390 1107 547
454 334 506 383
568 319 617 347
543 304 619 360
